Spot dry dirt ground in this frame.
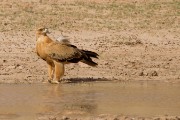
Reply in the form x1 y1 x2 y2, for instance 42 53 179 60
0 0 180 119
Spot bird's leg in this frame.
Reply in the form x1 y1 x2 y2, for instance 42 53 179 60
48 64 54 82
51 61 64 84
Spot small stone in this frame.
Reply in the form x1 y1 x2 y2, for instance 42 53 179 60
16 64 21 67
104 62 109 65
151 71 158 76
4 23 8 26
3 60 7 63
139 71 144 76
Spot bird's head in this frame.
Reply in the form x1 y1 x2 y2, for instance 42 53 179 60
36 27 50 36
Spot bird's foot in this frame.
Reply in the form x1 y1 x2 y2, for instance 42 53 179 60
49 80 59 84
48 77 53 83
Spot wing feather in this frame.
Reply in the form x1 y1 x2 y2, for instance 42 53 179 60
45 42 82 62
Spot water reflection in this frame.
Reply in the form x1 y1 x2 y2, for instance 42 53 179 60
41 84 98 116
0 82 180 119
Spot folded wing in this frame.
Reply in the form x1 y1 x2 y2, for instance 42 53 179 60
45 42 83 63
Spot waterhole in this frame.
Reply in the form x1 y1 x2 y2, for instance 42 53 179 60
0 81 180 119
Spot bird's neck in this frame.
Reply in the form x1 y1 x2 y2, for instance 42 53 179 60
36 32 47 41
37 35 53 44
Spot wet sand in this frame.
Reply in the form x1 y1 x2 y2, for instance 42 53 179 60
0 82 180 120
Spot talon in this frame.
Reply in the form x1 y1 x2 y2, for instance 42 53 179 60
58 79 68 83
48 79 52 83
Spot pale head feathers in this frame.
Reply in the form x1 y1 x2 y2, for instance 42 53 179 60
36 27 50 40
37 27 50 34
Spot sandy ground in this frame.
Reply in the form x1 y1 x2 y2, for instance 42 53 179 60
1 29 180 84
0 0 180 119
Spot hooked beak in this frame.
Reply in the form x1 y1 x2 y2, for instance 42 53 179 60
43 28 50 34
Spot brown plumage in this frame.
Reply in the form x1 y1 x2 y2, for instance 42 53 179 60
35 27 98 84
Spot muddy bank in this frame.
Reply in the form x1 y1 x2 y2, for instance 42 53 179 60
0 29 180 84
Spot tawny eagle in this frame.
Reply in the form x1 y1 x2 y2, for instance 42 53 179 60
35 27 98 83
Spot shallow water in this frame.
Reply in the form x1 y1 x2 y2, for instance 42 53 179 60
0 81 180 119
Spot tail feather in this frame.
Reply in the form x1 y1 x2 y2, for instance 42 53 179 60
81 59 98 66
81 50 98 66
82 50 99 59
